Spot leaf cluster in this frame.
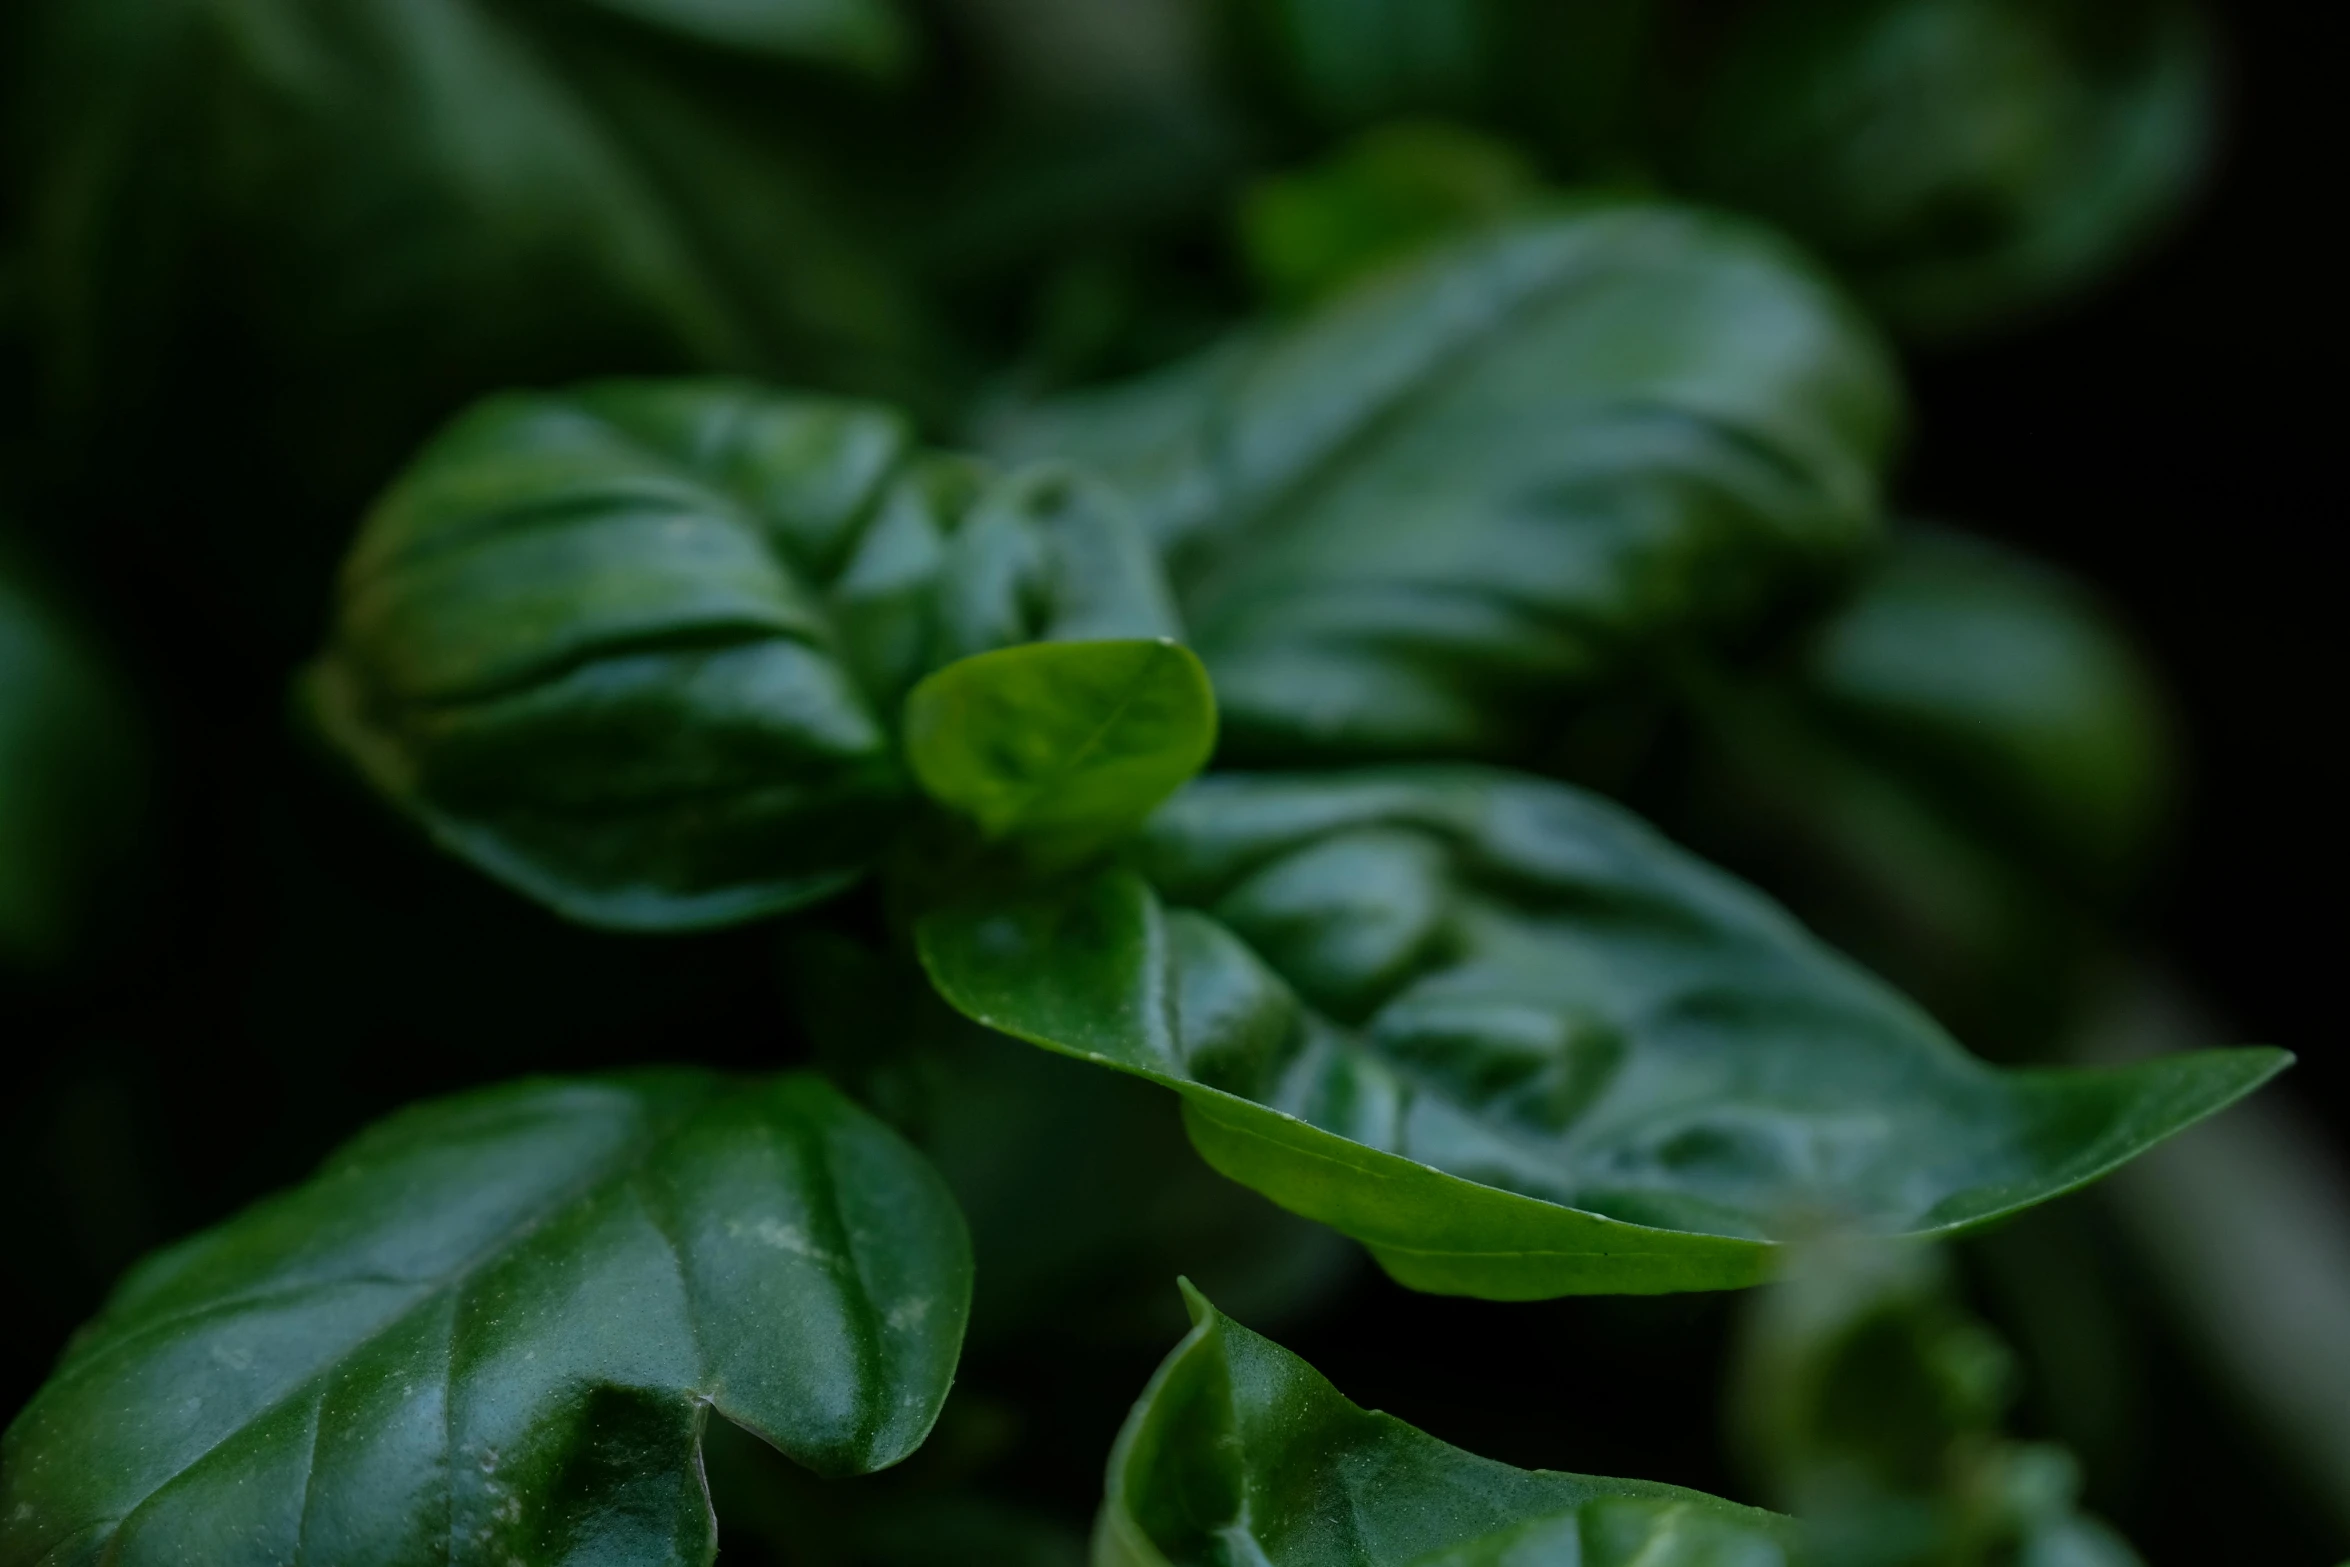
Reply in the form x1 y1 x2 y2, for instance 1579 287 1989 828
1 1 2316 1564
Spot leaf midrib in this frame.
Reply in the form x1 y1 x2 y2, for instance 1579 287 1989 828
987 649 1172 836
47 1078 727 1555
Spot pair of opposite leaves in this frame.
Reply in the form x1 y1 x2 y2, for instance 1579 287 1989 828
30 201 2259 1558
314 198 1895 928
306 203 2280 1295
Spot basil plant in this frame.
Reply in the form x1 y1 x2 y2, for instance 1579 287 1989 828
0 59 2309 1567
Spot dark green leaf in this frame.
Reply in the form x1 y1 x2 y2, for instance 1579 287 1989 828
1674 526 2174 1055
9 0 942 532
989 206 1902 761
1733 1239 2144 1567
1237 121 1540 310
579 0 912 73
787 929 1355 1349
0 546 145 967
1235 0 1494 125
919 768 2285 1297
1098 1281 1793 1565
306 379 1178 929
1797 528 2172 887
0 1071 972 1567
904 639 1216 853
1678 0 2212 339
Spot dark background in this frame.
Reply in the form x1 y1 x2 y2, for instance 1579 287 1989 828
2 1 2337 1560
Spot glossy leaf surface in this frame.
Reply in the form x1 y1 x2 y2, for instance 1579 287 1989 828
1679 0 2211 339
0 1071 972 1567
905 640 1217 853
992 205 1902 761
788 931 1355 1350
1098 1281 1793 1565
308 379 1177 929
921 768 2285 1297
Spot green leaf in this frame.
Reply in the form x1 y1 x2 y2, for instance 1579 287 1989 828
1797 528 2173 888
1674 526 2175 1055
0 544 145 968
0 1071 972 1567
1733 1238 2144 1567
989 205 1902 761
786 930 1355 1349
904 640 1216 852
579 0 913 75
1237 0 1495 125
918 768 2286 1298
306 379 1178 930
1237 121 1541 310
10 0 942 528
1677 0 2212 339
1098 1281 1794 1565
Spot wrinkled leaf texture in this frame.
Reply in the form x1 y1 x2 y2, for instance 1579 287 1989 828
1098 1281 1794 1566
990 204 1902 762
0 1071 971 1567
308 378 1178 929
920 768 2284 1297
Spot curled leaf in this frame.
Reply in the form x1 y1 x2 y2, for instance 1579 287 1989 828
1098 1281 1794 1565
992 205 1901 760
0 1071 972 1567
919 768 2285 1297
307 379 1176 929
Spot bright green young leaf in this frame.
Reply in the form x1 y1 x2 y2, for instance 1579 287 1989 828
919 768 2285 1298
1098 1281 1794 1565
905 640 1216 851
0 1071 972 1567
1733 1238 2144 1567
1677 0 2212 339
990 205 1902 761
307 379 1178 930
0 544 145 968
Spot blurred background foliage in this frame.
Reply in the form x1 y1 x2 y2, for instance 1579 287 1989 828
0 0 2339 1561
